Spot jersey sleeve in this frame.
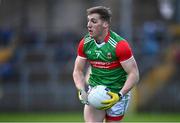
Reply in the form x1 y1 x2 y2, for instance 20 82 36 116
77 38 86 58
115 40 133 62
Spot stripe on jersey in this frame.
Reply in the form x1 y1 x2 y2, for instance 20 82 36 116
120 56 134 64
77 55 87 59
84 37 92 44
109 37 117 48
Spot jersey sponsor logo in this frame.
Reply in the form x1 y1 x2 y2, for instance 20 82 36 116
89 60 121 69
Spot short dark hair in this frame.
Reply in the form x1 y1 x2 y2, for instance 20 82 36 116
87 6 112 23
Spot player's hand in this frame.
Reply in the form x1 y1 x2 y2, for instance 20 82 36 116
78 89 88 105
100 91 121 110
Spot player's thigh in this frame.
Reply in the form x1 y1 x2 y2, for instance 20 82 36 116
84 104 106 122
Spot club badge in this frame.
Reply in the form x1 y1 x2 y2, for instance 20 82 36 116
107 52 112 59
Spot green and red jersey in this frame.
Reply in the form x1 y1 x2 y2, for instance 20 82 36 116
77 30 133 93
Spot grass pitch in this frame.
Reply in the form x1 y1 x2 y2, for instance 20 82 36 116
0 112 180 122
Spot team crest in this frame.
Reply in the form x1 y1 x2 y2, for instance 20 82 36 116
107 52 112 59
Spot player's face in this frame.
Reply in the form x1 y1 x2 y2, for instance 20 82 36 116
87 13 107 39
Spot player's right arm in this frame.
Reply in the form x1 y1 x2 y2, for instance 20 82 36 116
73 56 87 90
73 38 88 104
73 38 87 90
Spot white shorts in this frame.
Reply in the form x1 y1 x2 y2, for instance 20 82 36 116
106 91 131 121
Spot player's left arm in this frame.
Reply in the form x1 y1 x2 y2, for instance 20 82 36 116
117 40 139 96
120 56 139 95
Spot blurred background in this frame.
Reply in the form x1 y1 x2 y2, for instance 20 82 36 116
0 0 180 121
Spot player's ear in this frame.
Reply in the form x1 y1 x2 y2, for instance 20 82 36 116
103 21 109 28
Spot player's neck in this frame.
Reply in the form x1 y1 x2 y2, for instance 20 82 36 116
95 30 109 44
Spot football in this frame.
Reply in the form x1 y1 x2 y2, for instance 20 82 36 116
88 85 111 109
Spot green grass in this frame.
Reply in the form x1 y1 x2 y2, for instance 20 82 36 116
0 112 84 122
0 112 180 122
123 113 180 122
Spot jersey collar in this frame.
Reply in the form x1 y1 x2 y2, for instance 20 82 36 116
90 31 110 44
104 31 110 43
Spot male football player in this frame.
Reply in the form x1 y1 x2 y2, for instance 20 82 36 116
73 6 139 122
